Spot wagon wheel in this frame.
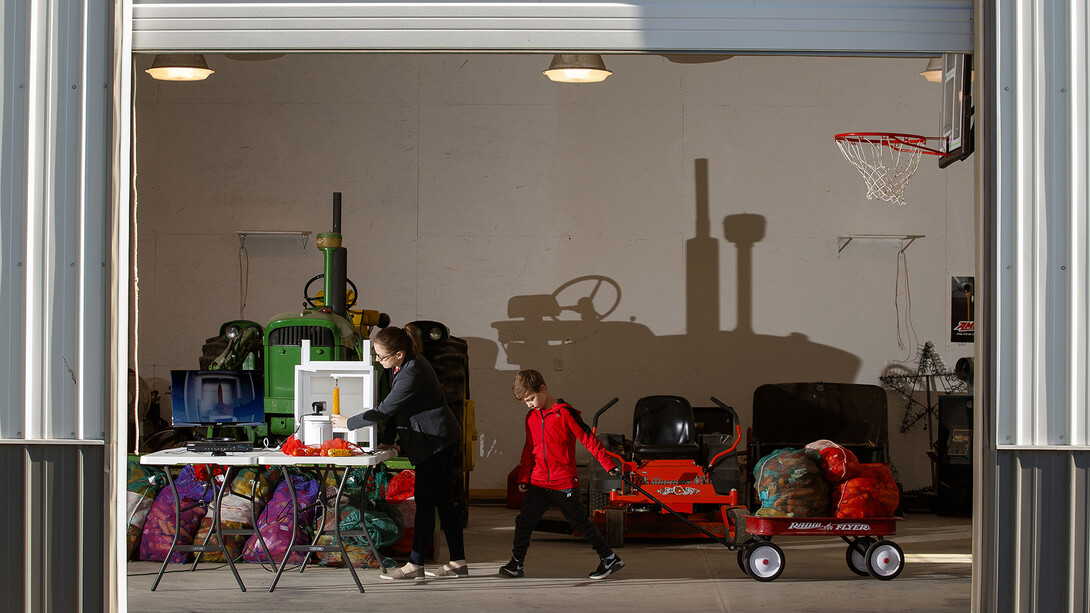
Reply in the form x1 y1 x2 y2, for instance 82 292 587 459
736 544 752 576
745 541 785 582
604 508 625 549
865 539 904 580
725 506 750 547
844 536 876 576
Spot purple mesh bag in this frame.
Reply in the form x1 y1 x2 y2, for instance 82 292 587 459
243 473 319 564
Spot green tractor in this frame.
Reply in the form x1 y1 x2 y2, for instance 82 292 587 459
261 192 389 438
262 306 361 436
200 320 264 372
184 194 477 516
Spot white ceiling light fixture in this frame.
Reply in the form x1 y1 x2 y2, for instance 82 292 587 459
919 57 942 83
145 54 215 81
543 54 612 83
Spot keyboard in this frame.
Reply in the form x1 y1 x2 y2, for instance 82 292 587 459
186 440 254 453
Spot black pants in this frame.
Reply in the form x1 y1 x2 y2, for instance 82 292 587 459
511 485 613 561
409 445 465 565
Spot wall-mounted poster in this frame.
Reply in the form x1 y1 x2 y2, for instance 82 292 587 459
951 276 974 342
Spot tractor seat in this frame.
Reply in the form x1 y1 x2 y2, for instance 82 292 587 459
631 395 701 462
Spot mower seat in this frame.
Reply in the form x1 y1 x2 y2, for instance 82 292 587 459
631 395 701 462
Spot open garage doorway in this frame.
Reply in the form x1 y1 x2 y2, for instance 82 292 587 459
129 51 975 506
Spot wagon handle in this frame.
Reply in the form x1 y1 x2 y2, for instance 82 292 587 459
591 397 619 434
616 472 733 549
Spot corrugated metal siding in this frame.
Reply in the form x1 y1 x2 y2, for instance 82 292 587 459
2 0 112 443
2 0 31 442
0 0 117 608
0 448 27 612
986 0 1090 609
0 445 106 612
131 0 973 54
993 0 1090 451
994 451 1090 611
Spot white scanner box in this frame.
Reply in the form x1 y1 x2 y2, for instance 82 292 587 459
294 339 378 450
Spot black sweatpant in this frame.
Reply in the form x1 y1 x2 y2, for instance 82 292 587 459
511 484 613 562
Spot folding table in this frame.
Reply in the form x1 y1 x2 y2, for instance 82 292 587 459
258 449 395 592
139 448 269 592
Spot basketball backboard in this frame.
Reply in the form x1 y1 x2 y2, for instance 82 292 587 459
938 53 974 168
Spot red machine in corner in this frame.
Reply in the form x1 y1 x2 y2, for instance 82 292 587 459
589 395 749 548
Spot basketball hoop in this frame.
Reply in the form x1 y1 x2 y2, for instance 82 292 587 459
834 132 948 206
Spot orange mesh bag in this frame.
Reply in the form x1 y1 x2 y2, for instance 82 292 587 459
320 438 363 457
805 439 861 483
832 463 900 518
281 435 321 456
281 436 305 456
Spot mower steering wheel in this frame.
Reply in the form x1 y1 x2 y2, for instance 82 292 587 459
304 274 358 310
551 275 621 321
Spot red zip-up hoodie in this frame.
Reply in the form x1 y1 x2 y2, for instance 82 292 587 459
517 399 617 490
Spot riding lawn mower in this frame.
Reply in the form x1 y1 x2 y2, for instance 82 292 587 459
589 395 749 548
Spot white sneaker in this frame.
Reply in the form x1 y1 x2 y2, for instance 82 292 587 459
425 562 469 578
380 564 424 580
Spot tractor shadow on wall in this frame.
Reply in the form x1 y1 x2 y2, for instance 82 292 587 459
469 158 861 434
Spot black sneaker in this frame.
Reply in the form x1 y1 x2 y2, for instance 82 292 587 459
499 558 524 577
589 556 624 580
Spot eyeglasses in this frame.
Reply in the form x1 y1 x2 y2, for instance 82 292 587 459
376 352 396 362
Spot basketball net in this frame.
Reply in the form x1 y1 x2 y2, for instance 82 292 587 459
834 133 946 206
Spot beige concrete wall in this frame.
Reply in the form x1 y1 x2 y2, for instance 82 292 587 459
133 53 974 491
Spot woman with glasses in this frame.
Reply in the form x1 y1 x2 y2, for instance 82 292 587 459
330 324 467 579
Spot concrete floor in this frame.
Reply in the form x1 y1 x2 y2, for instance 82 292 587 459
127 504 972 612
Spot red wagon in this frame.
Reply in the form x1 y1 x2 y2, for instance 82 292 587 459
737 515 904 581
735 382 905 581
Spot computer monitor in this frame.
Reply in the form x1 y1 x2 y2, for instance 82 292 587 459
170 370 265 427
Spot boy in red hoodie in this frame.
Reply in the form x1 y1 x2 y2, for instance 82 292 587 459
499 369 625 580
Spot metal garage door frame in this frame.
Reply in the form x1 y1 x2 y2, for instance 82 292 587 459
117 1 977 610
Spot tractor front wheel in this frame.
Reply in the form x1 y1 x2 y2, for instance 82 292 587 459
603 508 625 549
589 490 610 513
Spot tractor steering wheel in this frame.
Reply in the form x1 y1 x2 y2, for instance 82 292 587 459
304 274 358 310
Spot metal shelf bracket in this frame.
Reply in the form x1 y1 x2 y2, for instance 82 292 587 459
836 234 924 259
237 230 312 255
